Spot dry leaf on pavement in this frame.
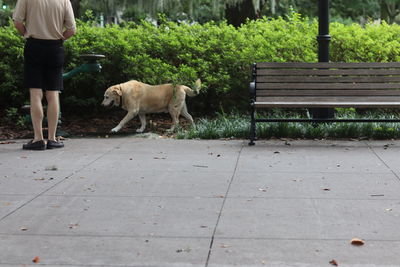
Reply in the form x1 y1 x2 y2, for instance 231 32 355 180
329 259 338 266
350 238 365 246
32 256 40 263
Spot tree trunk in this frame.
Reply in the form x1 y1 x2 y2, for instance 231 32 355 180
271 0 276 15
70 0 81 18
225 0 256 27
380 0 400 24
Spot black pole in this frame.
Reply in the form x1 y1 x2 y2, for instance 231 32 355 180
310 0 334 119
317 0 330 62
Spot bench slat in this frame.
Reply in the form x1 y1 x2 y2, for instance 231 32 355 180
257 69 400 76
253 102 400 108
256 83 400 90
256 89 400 97
256 62 400 69
256 96 400 103
256 76 400 83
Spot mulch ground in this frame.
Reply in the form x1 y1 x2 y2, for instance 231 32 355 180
0 110 187 140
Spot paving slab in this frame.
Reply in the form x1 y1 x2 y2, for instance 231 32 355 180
0 195 222 237
239 140 389 174
229 171 400 199
45 169 231 198
0 234 209 267
208 239 400 267
215 197 400 240
1 138 400 267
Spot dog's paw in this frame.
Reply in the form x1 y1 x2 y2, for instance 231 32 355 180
111 127 120 133
136 128 144 133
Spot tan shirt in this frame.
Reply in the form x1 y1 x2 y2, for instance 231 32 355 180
13 0 76 40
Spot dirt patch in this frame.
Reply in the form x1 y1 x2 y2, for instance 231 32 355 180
0 110 189 140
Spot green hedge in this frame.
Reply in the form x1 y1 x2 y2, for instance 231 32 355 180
1 15 400 115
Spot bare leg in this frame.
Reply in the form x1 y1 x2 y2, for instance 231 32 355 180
30 88 44 141
45 90 60 141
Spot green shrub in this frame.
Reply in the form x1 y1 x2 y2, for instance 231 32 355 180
0 23 25 109
1 16 400 116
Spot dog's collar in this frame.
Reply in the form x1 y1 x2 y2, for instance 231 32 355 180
118 85 123 108
119 95 123 108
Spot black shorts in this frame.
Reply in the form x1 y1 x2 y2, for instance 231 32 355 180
24 38 65 91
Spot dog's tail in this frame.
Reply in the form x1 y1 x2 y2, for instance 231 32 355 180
184 79 202 97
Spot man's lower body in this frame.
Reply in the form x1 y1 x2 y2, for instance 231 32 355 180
22 38 65 150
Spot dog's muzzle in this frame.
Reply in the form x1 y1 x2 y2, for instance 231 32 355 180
102 100 114 107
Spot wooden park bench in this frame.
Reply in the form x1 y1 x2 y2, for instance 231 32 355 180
249 62 400 145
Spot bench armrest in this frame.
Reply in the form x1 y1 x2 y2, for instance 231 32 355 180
249 81 256 95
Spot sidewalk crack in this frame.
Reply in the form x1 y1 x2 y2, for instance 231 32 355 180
205 141 244 267
366 141 400 183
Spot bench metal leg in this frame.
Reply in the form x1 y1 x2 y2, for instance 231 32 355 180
249 106 256 146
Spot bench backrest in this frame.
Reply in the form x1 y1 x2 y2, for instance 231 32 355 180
254 62 400 107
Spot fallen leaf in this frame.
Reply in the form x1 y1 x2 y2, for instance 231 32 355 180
45 165 58 171
350 238 365 246
220 244 232 248
193 165 208 168
32 256 40 263
385 208 393 212
258 187 268 192
20 227 28 231
292 179 303 182
176 247 191 253
69 223 79 229
329 259 338 266
0 141 15 144
34 178 45 181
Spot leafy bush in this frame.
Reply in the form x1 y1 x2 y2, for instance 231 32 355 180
0 24 25 109
1 16 400 116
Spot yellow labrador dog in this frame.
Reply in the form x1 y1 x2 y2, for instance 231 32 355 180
101 79 201 133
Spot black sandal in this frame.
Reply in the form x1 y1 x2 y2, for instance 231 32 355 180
22 140 46 150
47 140 64 149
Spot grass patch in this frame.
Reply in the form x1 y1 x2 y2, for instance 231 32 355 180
176 110 400 140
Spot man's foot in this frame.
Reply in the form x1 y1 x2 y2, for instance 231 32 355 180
47 140 64 149
22 140 46 150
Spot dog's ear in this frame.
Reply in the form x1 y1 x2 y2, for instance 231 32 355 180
112 86 122 96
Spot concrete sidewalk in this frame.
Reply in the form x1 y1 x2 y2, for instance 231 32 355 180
0 137 399 267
